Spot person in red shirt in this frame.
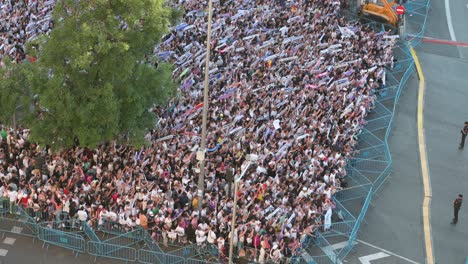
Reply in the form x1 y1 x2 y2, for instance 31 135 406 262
21 192 29 207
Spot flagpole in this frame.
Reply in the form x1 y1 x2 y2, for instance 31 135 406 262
197 0 214 214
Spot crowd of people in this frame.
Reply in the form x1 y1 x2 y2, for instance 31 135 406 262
0 0 54 66
0 0 398 262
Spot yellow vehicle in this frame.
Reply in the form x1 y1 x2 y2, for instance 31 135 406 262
359 0 399 27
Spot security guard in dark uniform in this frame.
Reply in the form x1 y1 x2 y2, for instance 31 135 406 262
459 122 468 149
451 194 463 225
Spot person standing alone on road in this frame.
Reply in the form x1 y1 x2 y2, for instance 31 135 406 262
459 122 468 149
451 194 463 225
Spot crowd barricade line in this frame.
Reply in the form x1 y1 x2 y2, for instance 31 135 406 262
355 145 386 160
87 240 137 262
364 115 392 132
83 222 101 242
371 163 393 195
372 101 393 117
98 219 137 238
169 243 199 258
357 128 386 147
37 225 86 256
0 216 38 239
352 159 389 174
142 228 165 254
138 248 185 264
103 227 145 247
405 0 431 47
185 258 220 264
376 85 400 102
333 200 356 222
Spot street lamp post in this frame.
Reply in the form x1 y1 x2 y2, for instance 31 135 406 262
228 154 258 264
196 0 214 213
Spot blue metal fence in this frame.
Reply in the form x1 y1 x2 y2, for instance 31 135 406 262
139 248 185 264
37 225 86 255
404 0 431 46
87 240 137 262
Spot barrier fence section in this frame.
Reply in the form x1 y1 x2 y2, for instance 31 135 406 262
37 224 86 255
139 248 185 264
404 0 431 47
87 240 137 262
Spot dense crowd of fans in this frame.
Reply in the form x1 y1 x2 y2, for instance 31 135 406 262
0 0 398 262
0 0 55 65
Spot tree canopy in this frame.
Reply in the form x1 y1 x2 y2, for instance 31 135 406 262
0 0 178 149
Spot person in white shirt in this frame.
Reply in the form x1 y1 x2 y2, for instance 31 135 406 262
207 227 216 245
7 188 18 214
195 226 206 246
77 207 88 222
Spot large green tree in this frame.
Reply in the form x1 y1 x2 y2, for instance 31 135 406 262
0 59 43 128
1 0 178 148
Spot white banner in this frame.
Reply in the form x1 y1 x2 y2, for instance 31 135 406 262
324 208 332 230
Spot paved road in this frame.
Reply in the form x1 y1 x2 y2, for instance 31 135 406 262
0 233 119 264
443 0 468 58
416 0 468 263
420 53 468 264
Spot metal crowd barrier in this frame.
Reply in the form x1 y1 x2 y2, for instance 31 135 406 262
138 248 185 264
87 240 137 262
404 0 431 47
38 224 86 256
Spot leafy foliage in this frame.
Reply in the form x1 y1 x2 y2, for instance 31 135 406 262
0 0 178 149
0 59 43 127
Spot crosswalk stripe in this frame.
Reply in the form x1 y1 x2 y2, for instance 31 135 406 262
359 252 390 264
3 237 16 245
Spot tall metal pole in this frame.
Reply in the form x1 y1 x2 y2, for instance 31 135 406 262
228 162 251 264
197 0 214 213
228 178 239 264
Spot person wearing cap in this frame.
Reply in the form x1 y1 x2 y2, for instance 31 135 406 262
451 194 463 225
459 121 468 149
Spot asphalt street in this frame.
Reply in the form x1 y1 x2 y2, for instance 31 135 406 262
419 52 468 264
415 0 468 262
0 233 117 264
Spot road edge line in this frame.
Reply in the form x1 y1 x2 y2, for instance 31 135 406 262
409 46 434 264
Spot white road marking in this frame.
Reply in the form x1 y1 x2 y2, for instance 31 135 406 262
3 237 15 245
322 245 343 264
445 0 457 41
0 249 8 256
359 252 390 264
324 241 358 251
10 226 22 234
356 239 421 264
